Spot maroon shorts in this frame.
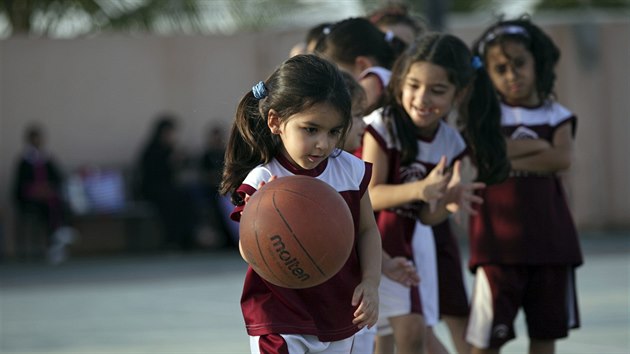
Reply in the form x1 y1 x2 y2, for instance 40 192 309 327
466 264 580 349
434 225 469 317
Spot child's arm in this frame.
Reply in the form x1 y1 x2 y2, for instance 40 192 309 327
352 191 382 329
419 157 485 226
382 251 420 287
510 123 574 172
506 138 552 159
362 133 448 211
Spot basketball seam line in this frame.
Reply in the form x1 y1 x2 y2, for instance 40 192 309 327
253 194 284 284
272 192 327 277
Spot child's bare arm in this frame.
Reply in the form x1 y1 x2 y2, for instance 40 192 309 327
419 157 485 226
506 138 551 158
352 191 382 329
363 134 448 211
510 124 574 172
382 251 420 287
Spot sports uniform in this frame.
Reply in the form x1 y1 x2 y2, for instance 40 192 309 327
359 66 392 115
358 66 391 92
466 101 583 349
365 108 469 330
231 150 372 352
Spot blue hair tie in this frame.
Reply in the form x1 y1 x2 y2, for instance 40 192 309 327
471 56 483 70
384 30 395 43
252 81 268 100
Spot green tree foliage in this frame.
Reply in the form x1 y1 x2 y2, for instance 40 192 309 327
0 0 204 37
535 0 630 10
4 0 626 38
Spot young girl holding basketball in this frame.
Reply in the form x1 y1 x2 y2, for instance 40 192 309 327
220 54 382 354
361 32 509 354
467 17 583 354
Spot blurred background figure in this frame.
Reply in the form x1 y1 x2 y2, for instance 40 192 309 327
289 22 331 57
137 114 199 251
304 22 332 54
12 123 75 263
368 2 427 46
315 17 403 115
198 124 236 248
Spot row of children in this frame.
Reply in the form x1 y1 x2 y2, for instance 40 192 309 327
220 3 582 354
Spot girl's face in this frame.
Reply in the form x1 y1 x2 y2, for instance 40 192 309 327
401 61 458 137
269 102 346 170
343 97 367 153
485 40 538 106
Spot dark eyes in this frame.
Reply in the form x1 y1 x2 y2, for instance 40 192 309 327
512 58 526 68
494 64 508 75
405 82 447 95
330 129 343 136
406 82 419 90
494 58 527 74
303 127 342 136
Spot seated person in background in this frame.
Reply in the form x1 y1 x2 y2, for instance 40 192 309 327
138 114 199 251
198 124 237 248
12 123 74 262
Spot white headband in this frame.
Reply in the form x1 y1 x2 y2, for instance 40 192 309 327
478 25 530 54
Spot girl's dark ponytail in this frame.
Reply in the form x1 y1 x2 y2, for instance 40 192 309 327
220 90 279 204
462 66 510 185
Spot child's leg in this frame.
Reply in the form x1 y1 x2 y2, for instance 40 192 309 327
425 326 449 354
470 346 499 354
529 339 555 354
377 270 425 353
443 315 471 354
389 313 427 354
374 333 395 354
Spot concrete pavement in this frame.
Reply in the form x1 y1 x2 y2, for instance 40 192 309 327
1 231 628 354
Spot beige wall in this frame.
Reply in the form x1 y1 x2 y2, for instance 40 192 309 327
1 16 628 253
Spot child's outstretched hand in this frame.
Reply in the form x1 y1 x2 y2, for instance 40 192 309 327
444 157 485 224
421 155 451 213
351 279 379 329
242 175 278 206
382 256 420 287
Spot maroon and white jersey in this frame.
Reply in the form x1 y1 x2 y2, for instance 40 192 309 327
231 150 371 342
359 66 391 91
364 108 467 260
469 101 583 270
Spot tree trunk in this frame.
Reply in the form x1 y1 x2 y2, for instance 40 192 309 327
5 0 34 34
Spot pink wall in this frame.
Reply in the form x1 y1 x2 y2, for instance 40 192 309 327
1 16 628 254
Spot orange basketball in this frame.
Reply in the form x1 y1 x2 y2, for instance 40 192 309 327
239 175 355 289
